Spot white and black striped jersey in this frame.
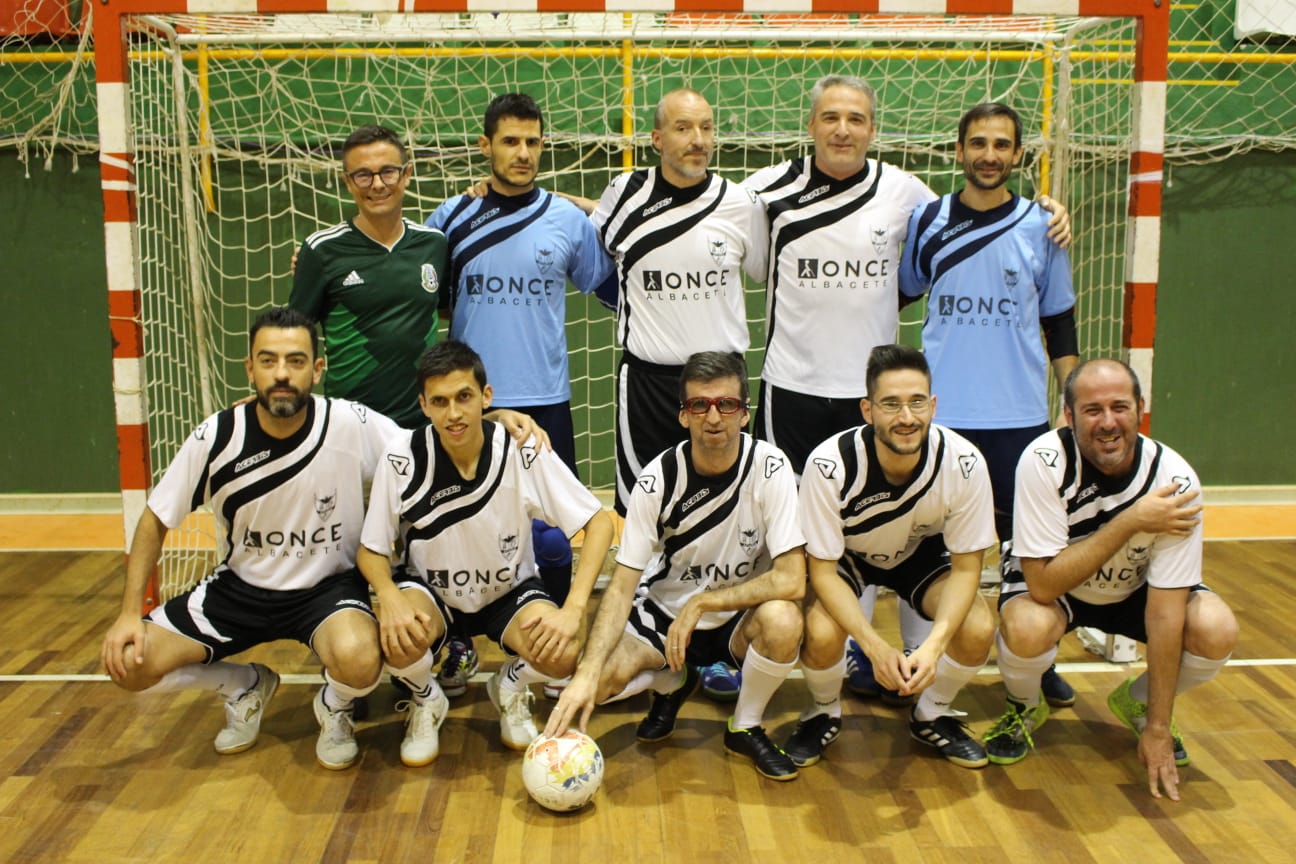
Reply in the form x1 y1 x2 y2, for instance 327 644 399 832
616 434 804 629
800 424 995 587
591 168 768 364
361 423 602 613
744 158 935 397
148 396 401 591
1013 428 1203 604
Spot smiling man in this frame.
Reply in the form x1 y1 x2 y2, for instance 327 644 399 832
984 359 1237 801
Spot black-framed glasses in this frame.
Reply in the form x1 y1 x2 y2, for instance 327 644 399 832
868 396 933 415
345 164 408 188
681 396 747 415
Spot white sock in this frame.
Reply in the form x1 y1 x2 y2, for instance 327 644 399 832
857 584 878 620
1128 650 1229 703
800 656 847 721
995 630 1056 707
898 599 933 654
387 652 438 704
151 662 256 699
733 647 795 730
499 656 547 692
322 669 379 712
915 653 983 721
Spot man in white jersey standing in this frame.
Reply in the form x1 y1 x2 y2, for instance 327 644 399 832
983 359 1236 801
900 102 1079 709
745 76 1072 702
544 352 806 781
101 307 398 771
591 88 768 518
357 340 613 761
785 344 996 770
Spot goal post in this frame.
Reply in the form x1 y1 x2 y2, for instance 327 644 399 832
89 1 1169 603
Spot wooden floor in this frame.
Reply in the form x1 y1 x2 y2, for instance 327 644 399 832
1 540 1294 863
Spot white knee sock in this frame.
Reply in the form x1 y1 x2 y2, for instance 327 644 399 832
915 653 983 721
857 584 878 620
800 656 847 721
995 630 1056 707
1129 650 1230 703
152 661 257 699
322 668 379 711
733 647 795 730
499 656 547 692
898 599 933 653
387 652 438 704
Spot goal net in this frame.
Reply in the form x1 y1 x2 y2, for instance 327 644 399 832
101 9 1146 598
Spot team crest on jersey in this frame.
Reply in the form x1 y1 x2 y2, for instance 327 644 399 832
421 263 439 294
1033 448 1059 467
316 490 337 522
535 246 554 274
1172 475 1193 494
707 236 727 266
1127 544 1151 565
870 226 888 256
499 533 519 560
520 445 539 470
350 402 368 422
812 458 837 479
194 421 209 441
764 455 785 479
957 453 978 480
1003 267 1020 290
739 528 760 556
387 454 410 476
637 475 657 494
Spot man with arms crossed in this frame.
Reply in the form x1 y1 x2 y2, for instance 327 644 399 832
983 359 1237 801
101 307 397 770
545 352 806 781
357 340 613 763
785 344 996 770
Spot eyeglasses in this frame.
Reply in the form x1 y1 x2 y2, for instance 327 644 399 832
869 397 933 415
345 164 408 188
681 396 747 415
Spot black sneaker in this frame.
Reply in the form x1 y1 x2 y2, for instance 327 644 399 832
782 713 842 767
909 709 989 769
724 722 798 781
1041 664 1077 708
636 665 700 743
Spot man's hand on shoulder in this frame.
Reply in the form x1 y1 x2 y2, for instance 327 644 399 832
1127 483 1202 537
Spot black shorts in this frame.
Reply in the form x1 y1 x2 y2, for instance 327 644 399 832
625 594 744 668
615 353 688 514
147 568 374 663
999 572 1211 643
837 534 951 621
753 380 864 478
396 573 554 656
949 423 1049 542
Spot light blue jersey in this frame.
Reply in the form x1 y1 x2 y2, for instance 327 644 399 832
427 188 615 407
900 193 1074 429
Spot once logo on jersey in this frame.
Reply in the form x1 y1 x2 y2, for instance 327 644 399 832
463 273 559 299
427 566 515 591
940 219 974 242
937 294 1018 320
812 458 837 479
387 454 410 476
469 206 501 230
499 533 519 560
1033 448 1059 467
739 527 760 556
641 269 730 294
637 475 657 494
796 257 890 283
316 489 337 522
642 197 672 218
421 263 439 294
707 236 728 266
764 455 784 479
682 561 753 584
466 274 484 295
681 487 710 514
797 184 830 205
234 449 272 474
1172 475 1193 494
535 246 554 273
957 454 978 480
241 522 344 551
520 445 538 470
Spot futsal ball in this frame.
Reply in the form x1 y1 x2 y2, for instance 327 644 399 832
521 730 604 812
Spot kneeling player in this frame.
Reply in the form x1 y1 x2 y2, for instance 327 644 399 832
358 340 613 764
545 352 806 781
786 344 997 770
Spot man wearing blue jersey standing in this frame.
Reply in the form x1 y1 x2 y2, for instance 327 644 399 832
427 93 617 698
900 103 1079 708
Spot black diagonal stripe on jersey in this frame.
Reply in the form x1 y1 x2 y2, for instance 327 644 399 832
929 204 1035 285
404 424 507 542
749 158 807 196
843 428 941 537
652 444 685 538
399 427 433 519
217 398 331 562
660 438 756 561
1068 440 1161 540
907 199 942 285
447 193 554 303
616 176 725 276
833 427 864 518
598 170 649 249
765 164 883 350
1058 426 1079 497
192 407 238 514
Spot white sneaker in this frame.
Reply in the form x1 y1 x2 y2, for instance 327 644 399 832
214 663 280 755
542 676 571 700
312 686 359 770
401 685 450 767
486 671 539 750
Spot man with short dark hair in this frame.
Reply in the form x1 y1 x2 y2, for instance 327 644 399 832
101 307 398 770
983 359 1237 801
544 351 806 781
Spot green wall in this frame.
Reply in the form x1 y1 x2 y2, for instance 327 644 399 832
1 148 1293 495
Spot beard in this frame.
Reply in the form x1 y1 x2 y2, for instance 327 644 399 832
257 384 308 419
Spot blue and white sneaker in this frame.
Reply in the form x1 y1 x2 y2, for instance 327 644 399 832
700 662 741 702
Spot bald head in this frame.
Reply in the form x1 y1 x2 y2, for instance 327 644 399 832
652 89 714 187
1063 358 1142 414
